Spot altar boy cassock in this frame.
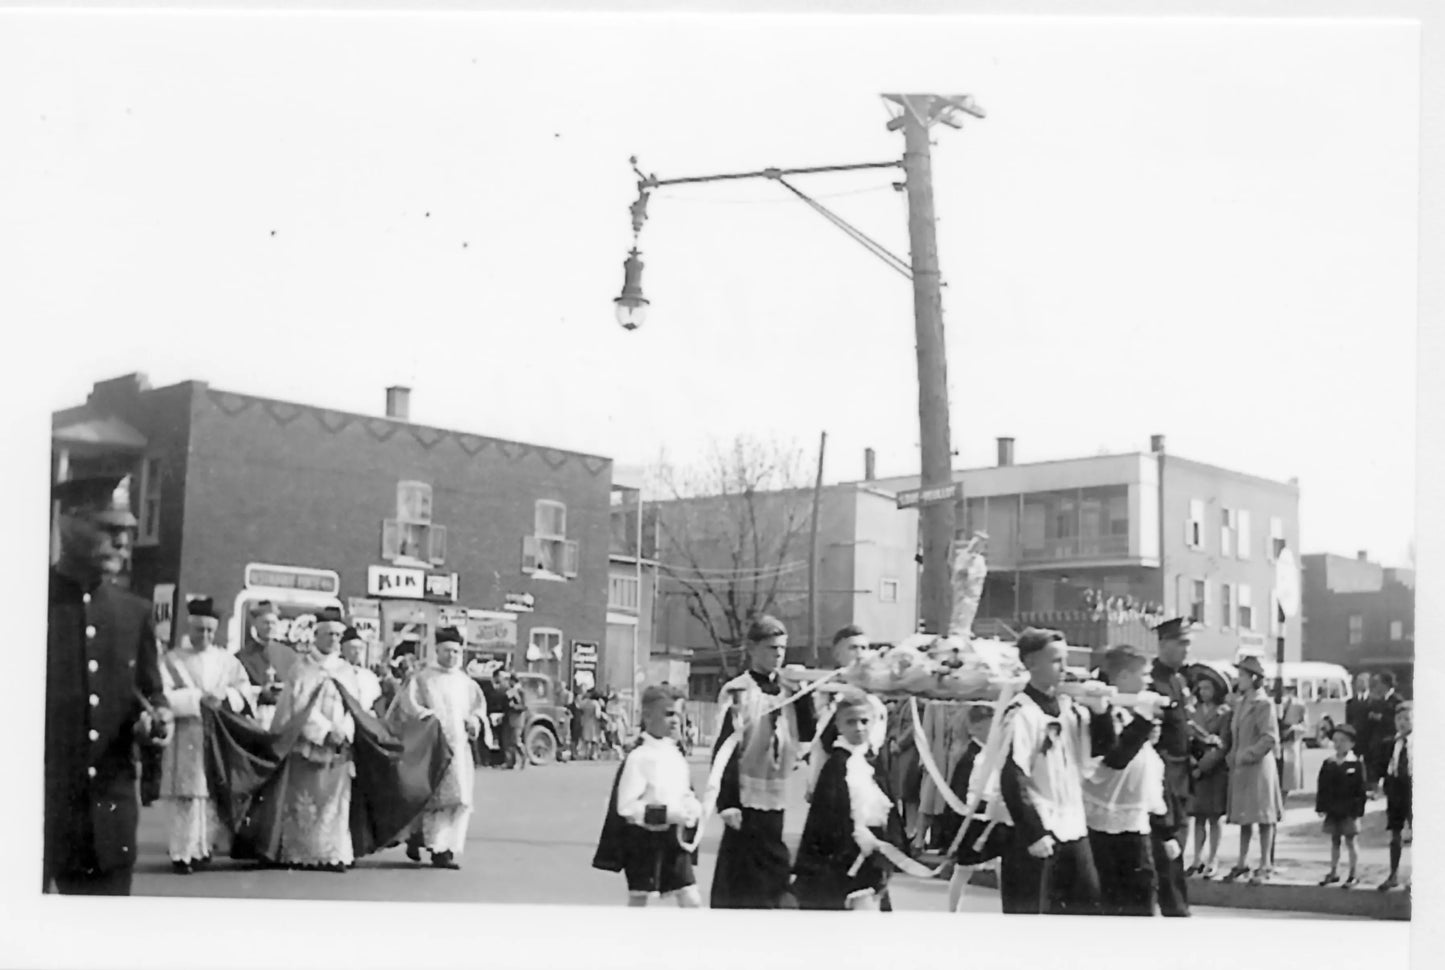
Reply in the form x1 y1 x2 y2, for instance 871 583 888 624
708 616 816 909
267 608 361 871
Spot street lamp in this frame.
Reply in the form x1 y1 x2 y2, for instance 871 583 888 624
613 248 649 331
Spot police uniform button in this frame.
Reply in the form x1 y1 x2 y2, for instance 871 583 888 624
89 694 100 707
83 593 91 605
88 659 99 673
87 767 97 778
88 729 99 741
86 625 97 638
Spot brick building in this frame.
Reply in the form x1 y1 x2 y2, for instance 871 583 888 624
1301 551 1415 694
50 373 615 688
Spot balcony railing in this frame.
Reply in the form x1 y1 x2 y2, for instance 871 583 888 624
1008 533 1132 565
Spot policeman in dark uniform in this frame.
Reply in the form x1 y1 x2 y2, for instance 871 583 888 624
46 474 172 895
1148 616 1194 917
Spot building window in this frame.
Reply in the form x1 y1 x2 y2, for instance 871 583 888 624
608 573 641 612
1220 509 1234 558
1187 499 1205 549
528 627 563 665
1190 579 1207 625
382 480 445 565
1348 614 1364 647
1390 619 1404 641
137 456 162 546
880 579 900 603
1220 582 1234 629
1237 510 1252 560
523 500 579 579
1238 583 1254 631
1269 516 1285 560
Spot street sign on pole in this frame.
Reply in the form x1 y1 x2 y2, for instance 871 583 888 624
896 482 963 510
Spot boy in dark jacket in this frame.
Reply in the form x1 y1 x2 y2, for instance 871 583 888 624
1315 724 1367 887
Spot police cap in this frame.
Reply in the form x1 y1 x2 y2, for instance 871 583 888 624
53 474 138 528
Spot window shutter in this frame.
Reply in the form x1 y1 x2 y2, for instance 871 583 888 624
1237 510 1251 560
522 535 540 573
1203 579 1214 628
429 525 448 565
563 540 580 578
1239 583 1253 630
382 519 401 560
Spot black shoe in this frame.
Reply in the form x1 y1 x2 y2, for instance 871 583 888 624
195 855 213 869
171 861 194 875
431 851 460 870
406 843 422 863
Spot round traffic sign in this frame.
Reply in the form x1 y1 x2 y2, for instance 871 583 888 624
1274 548 1300 618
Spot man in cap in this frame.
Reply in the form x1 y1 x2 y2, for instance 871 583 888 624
45 474 173 894
268 606 362 871
340 626 384 716
157 596 252 873
1148 616 1195 917
391 626 491 869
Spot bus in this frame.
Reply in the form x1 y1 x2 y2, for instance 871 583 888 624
1260 660 1354 747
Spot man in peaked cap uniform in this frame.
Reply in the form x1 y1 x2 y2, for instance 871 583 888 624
46 474 173 894
1148 616 1195 916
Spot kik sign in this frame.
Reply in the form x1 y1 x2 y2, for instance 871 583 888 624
367 565 459 602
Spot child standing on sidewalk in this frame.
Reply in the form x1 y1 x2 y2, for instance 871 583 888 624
1378 701 1412 892
1314 724 1367 888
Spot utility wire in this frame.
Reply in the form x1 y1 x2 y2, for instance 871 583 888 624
651 184 897 206
774 177 913 280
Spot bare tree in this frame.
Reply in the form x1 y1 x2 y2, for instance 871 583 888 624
652 436 811 679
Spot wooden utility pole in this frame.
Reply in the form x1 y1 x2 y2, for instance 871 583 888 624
807 430 827 666
890 94 981 635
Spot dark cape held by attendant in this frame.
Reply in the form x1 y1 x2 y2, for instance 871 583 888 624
201 683 453 862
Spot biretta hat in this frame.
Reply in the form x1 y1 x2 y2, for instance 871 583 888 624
1154 616 1195 642
315 606 346 627
340 625 364 644
53 474 138 527
436 626 464 645
187 596 218 620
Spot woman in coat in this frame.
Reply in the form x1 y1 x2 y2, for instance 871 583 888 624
1186 668 1232 877
1223 656 1284 885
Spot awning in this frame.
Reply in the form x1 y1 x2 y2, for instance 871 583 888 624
52 414 148 452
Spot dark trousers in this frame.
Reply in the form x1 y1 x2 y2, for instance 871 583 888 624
1152 831 1190 917
1089 830 1157 916
711 809 794 909
999 836 1101 915
50 868 133 896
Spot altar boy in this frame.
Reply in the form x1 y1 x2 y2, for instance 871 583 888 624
792 689 901 910
593 685 702 906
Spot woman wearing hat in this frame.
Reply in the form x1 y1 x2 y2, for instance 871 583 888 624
1185 666 1232 878
1223 655 1284 885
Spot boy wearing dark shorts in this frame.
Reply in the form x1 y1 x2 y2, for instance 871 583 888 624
1378 702 1412 892
1314 724 1366 888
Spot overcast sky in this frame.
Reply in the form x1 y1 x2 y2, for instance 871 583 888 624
1 11 1420 564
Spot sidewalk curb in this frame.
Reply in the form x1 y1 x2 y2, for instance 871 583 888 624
954 868 1410 920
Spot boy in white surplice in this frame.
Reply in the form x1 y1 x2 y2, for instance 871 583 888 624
158 596 251 874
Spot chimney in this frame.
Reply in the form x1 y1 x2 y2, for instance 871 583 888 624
864 448 877 481
385 386 411 421
996 437 1015 467
1150 434 1166 453
1357 550 1368 563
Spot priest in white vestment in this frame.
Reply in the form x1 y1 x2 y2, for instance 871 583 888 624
391 626 490 869
341 626 384 716
269 607 361 872
158 597 252 873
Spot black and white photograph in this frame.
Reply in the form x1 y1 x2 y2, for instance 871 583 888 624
2 1 1438 968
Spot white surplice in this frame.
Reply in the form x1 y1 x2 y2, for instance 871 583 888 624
270 652 360 866
159 642 252 863
393 664 490 855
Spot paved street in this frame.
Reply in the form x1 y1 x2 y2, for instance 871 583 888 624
129 754 1367 917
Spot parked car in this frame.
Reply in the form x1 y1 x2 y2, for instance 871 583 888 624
509 672 570 766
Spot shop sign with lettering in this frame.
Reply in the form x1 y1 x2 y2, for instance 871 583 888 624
368 565 425 599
